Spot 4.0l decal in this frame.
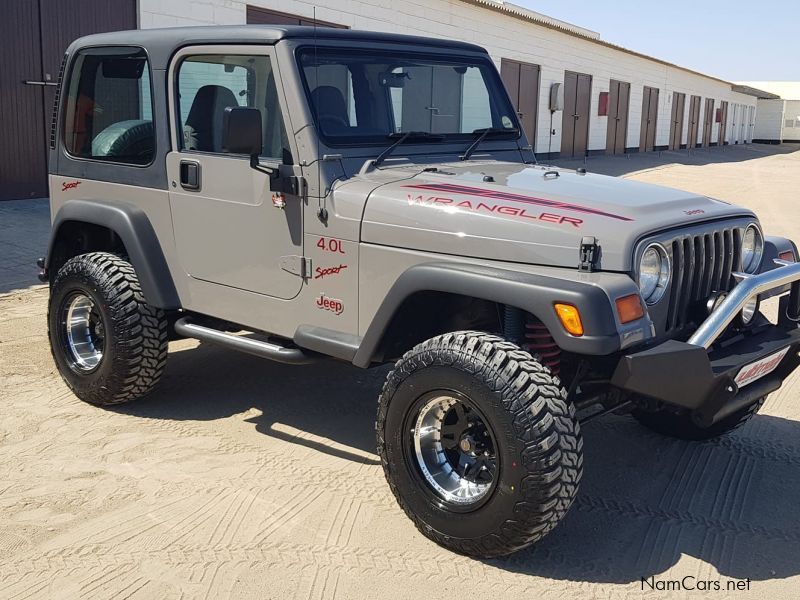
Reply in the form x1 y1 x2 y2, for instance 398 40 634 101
403 182 633 223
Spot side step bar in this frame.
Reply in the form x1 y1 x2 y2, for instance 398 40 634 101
173 317 316 365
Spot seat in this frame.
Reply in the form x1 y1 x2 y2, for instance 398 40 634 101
311 85 350 135
184 85 240 152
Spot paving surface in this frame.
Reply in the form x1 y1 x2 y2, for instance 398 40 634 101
1 145 799 599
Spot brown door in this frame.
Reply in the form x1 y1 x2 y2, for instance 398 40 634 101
702 98 715 147
561 71 591 158
669 92 686 150
639 86 659 152
246 6 347 27
500 59 540 149
0 0 136 201
1 1 48 200
687 95 701 149
605 79 630 155
718 101 729 145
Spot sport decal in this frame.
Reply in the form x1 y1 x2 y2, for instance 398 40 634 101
314 264 348 279
403 182 633 222
62 180 82 192
316 294 344 315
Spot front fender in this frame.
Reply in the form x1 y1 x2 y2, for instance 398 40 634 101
353 262 653 367
47 199 180 309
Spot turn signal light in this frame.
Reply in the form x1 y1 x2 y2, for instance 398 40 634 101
616 294 645 324
554 303 584 336
779 250 795 262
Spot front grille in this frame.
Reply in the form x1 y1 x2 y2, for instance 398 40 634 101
664 227 742 331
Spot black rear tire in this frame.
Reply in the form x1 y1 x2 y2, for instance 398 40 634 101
376 331 582 558
633 396 765 441
48 252 168 406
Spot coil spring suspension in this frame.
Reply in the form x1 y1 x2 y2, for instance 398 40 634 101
522 316 562 376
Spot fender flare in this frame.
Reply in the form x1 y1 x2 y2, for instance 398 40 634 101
47 199 180 309
352 262 644 368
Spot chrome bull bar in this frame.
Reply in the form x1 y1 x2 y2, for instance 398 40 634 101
688 259 800 349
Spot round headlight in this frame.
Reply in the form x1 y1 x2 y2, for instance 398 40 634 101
741 224 764 274
739 295 760 326
638 243 670 305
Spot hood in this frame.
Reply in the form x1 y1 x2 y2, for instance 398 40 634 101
358 161 755 271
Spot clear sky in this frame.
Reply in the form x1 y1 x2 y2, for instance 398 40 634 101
513 0 798 81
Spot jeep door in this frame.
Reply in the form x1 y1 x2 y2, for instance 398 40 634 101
166 45 302 300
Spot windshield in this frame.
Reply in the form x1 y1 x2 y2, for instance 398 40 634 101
298 47 521 145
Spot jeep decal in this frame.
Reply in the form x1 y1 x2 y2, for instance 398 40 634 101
316 294 344 315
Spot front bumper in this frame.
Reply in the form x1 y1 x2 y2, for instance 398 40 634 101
612 261 800 427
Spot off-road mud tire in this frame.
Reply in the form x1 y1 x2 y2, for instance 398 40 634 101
48 252 168 405
376 331 582 558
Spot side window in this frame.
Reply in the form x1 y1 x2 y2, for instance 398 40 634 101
177 54 289 161
63 47 154 165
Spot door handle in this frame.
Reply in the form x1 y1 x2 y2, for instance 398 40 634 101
179 160 201 191
23 80 58 86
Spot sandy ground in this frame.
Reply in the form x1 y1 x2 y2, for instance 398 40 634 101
1 145 799 599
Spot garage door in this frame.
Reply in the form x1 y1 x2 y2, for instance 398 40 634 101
687 95 701 149
605 79 630 155
561 71 591 158
702 98 715 147
639 86 659 152
668 92 686 150
0 0 137 201
246 5 347 27
500 59 540 150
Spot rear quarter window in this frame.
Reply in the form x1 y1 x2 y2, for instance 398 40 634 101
62 47 154 165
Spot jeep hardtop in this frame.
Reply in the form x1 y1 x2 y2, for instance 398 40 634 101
41 25 800 557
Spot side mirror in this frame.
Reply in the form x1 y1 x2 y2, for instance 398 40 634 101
222 106 262 160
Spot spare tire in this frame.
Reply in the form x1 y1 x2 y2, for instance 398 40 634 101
91 120 154 163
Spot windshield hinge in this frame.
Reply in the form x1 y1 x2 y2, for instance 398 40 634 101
284 175 307 197
578 236 600 272
280 255 312 278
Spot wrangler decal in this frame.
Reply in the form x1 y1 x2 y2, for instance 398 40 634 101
403 182 633 222
406 194 584 228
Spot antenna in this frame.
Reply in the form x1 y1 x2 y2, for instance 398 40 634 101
313 7 328 222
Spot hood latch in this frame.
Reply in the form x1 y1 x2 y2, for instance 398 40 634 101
579 236 600 272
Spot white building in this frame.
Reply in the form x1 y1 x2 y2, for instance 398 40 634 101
137 0 763 159
738 81 800 143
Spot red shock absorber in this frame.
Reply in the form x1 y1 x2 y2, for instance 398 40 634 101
522 316 562 376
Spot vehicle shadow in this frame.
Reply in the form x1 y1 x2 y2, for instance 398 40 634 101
114 340 388 465
490 412 800 584
118 340 800 584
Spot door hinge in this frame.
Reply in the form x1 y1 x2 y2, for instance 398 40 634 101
280 255 312 278
578 236 600 272
287 175 307 196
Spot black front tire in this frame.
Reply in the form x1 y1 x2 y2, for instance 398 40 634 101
48 252 168 406
377 331 582 558
633 396 765 441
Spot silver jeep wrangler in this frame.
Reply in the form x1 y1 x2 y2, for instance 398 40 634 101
42 25 800 558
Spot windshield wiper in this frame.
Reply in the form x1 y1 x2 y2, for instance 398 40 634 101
460 127 519 161
372 131 444 168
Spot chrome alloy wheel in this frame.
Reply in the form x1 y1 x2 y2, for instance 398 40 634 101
410 393 499 508
61 292 105 372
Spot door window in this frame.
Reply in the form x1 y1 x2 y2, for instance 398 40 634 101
176 54 289 161
62 47 154 165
